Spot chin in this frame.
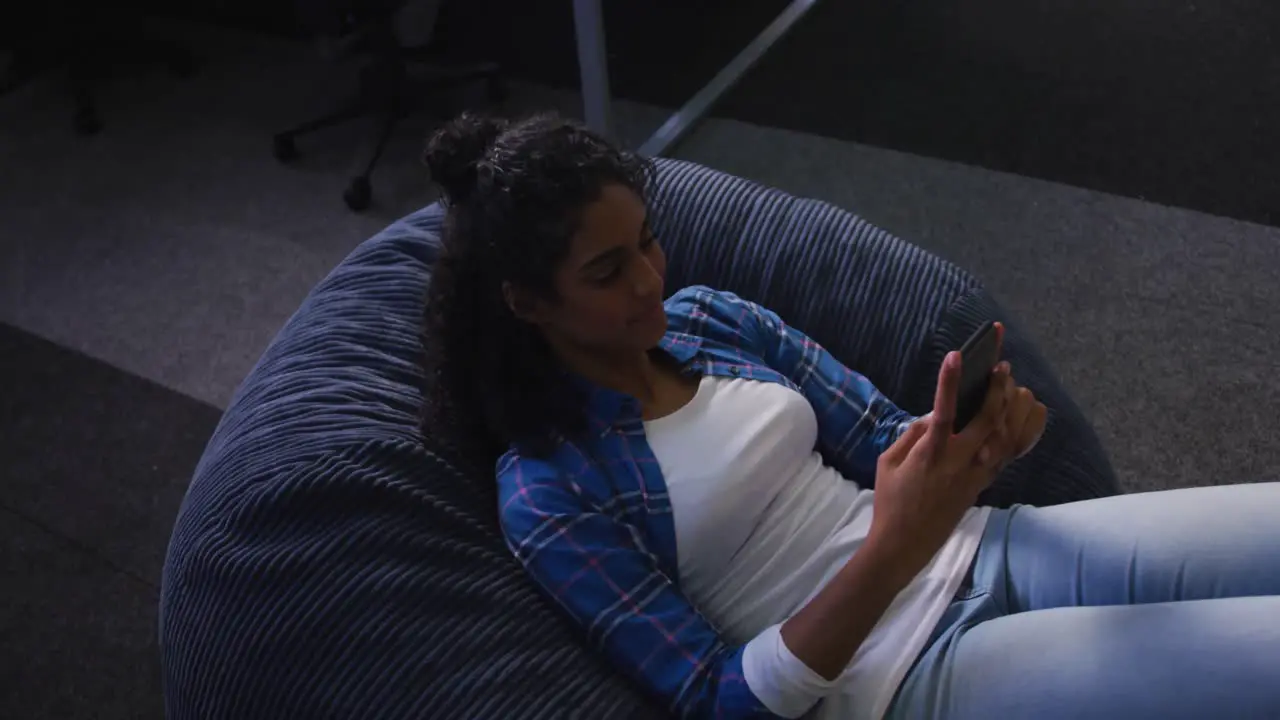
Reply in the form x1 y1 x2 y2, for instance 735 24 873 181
624 313 666 349
616 303 669 351
641 318 670 349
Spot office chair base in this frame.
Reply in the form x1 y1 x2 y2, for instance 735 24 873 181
274 21 503 212
343 177 373 211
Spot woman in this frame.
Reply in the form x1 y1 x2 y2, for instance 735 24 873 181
421 113 1280 720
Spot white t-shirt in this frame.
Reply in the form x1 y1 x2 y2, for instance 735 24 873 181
643 375 991 720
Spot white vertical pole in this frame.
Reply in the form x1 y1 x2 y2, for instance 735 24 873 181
572 0 614 138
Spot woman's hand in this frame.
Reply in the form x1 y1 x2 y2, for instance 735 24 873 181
868 350 1008 577
983 363 1048 470
971 323 1047 471
782 352 1010 682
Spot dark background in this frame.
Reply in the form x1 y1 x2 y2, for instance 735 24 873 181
159 0 1280 226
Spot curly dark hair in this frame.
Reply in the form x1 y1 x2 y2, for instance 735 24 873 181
420 113 655 459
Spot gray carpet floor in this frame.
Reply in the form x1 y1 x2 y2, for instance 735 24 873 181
1 17 1278 720
1 323 220 719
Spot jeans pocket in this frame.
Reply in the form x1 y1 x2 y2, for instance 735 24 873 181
889 592 1001 720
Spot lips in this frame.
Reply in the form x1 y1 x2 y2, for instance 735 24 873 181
633 303 666 324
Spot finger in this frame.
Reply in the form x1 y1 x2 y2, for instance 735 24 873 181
992 392 1013 455
1008 388 1035 432
980 389 1015 464
1015 402 1048 459
993 321 1005 359
978 410 1020 472
923 352 962 460
961 445 1004 494
977 442 993 468
997 388 1035 460
995 368 1015 414
931 352 961 427
997 370 1017 447
882 417 929 464
959 365 1009 446
975 438 1004 471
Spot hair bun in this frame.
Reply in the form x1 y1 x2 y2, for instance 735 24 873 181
423 113 509 204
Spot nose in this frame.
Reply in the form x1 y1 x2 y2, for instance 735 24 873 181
631 253 663 298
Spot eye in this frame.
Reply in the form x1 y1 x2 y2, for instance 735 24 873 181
593 265 623 285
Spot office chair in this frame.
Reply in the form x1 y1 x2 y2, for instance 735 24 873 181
273 0 505 211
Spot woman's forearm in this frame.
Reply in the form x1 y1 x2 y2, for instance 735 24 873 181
779 534 918 681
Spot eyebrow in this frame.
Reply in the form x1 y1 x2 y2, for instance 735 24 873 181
580 247 627 275
579 215 650 275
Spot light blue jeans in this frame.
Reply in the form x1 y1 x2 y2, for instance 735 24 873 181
887 483 1280 719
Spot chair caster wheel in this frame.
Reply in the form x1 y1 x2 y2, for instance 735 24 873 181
273 135 298 162
343 176 372 211
74 107 102 136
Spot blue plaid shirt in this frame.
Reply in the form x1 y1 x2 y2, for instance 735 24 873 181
497 286 918 719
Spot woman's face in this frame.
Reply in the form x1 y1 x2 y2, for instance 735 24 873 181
520 183 668 356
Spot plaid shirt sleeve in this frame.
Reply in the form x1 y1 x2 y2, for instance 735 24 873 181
724 292 920 479
497 453 781 719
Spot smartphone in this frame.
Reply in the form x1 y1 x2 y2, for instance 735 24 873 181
953 321 1000 433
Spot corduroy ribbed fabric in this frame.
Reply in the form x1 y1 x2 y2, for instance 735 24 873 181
160 158 1117 720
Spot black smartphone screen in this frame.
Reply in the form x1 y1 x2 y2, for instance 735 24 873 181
953 321 1000 433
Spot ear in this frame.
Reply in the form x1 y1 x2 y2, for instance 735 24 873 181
502 281 543 324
